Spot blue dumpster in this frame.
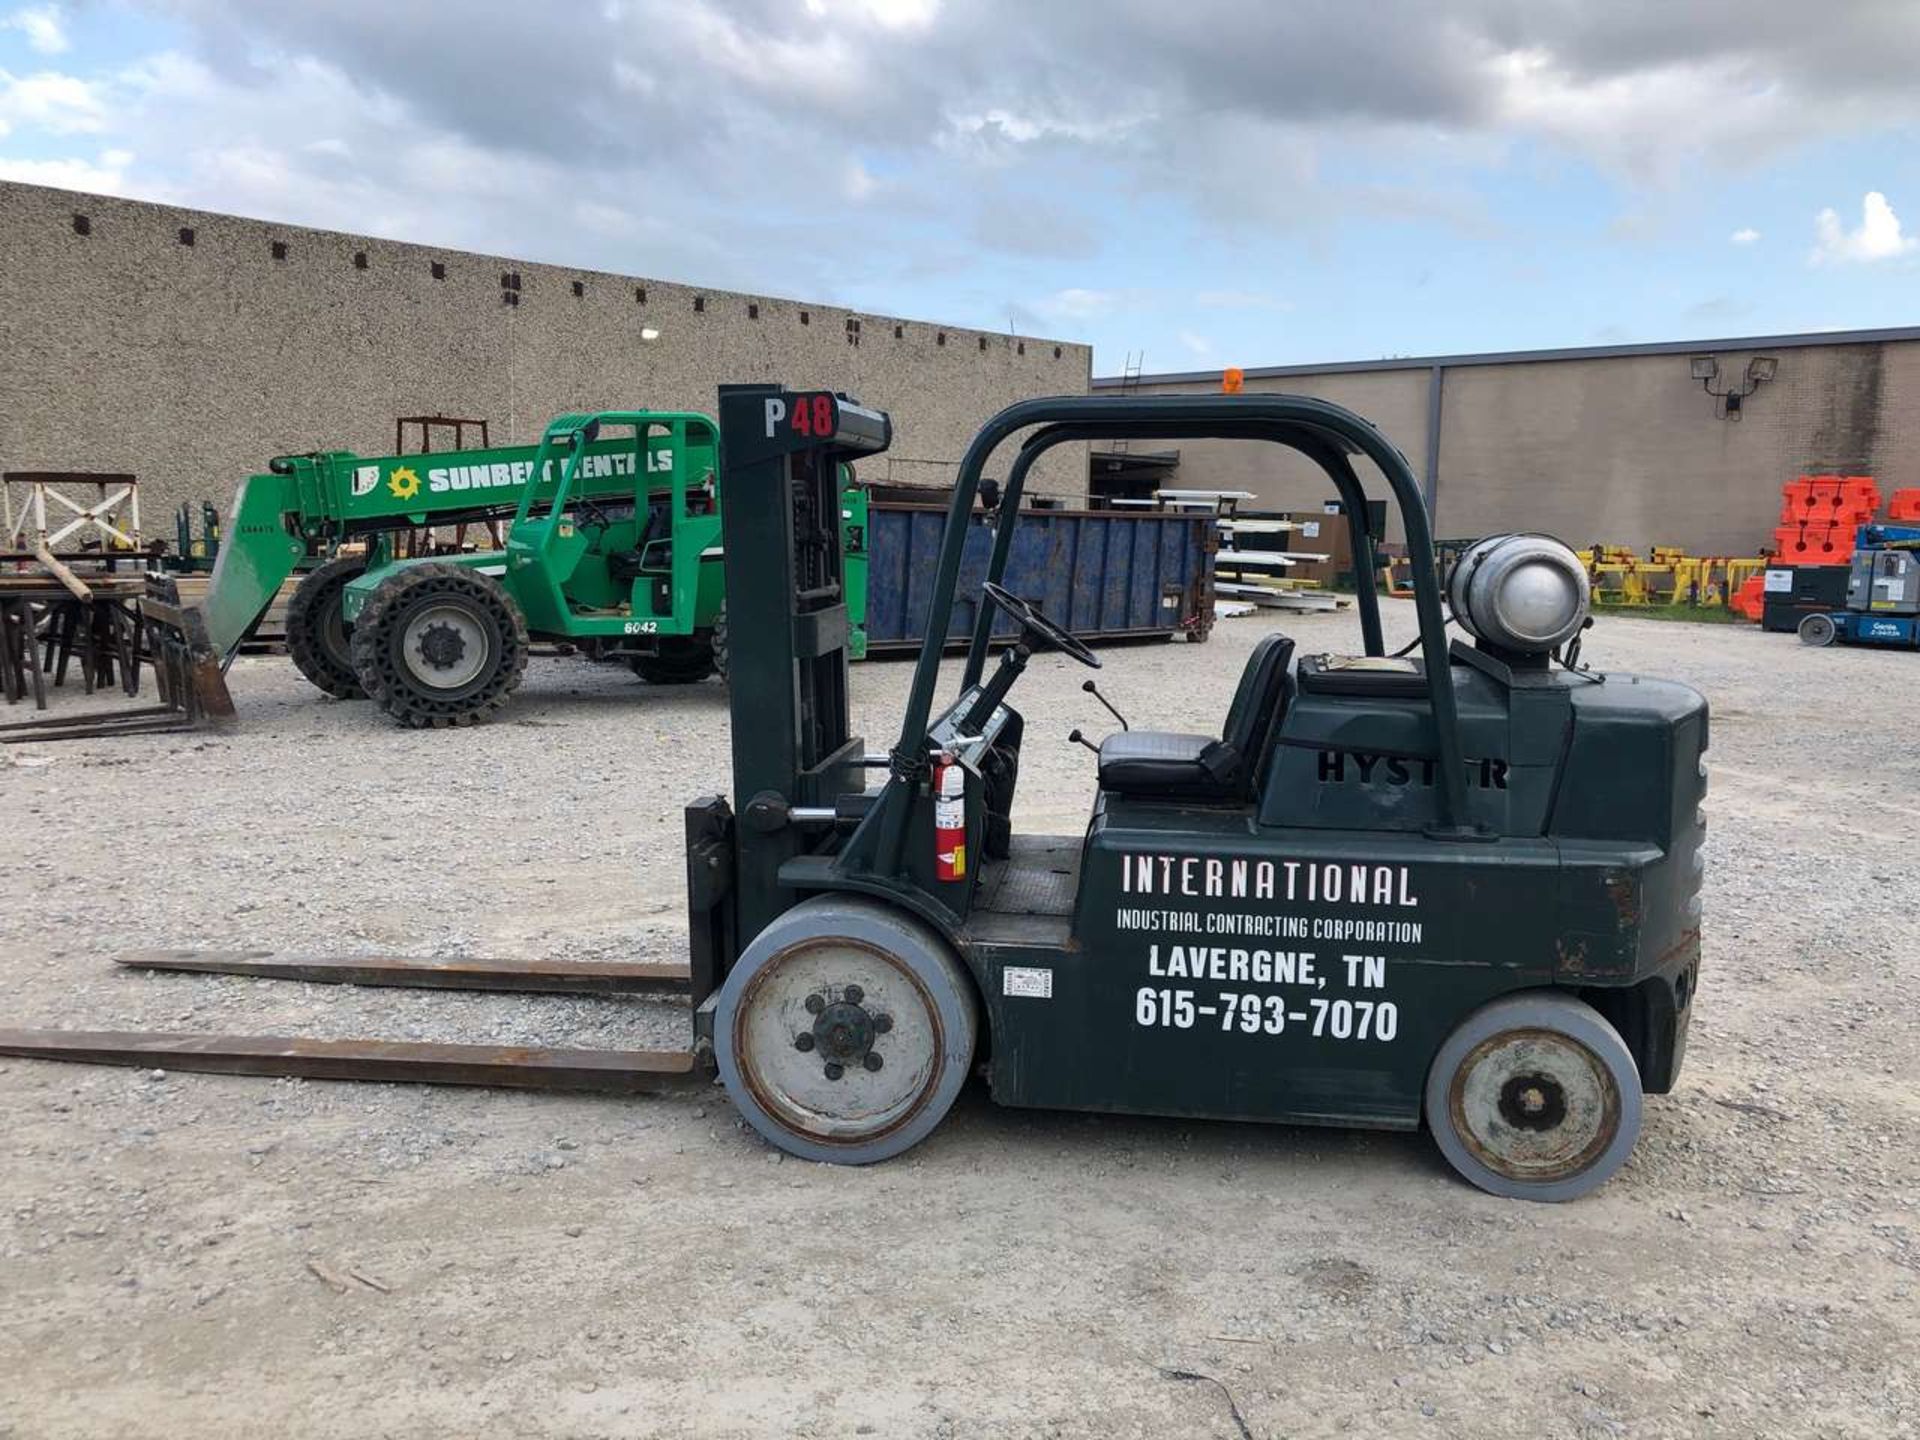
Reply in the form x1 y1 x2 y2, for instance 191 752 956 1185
862 501 1215 654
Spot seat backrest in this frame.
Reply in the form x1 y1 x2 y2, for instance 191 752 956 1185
1219 632 1296 798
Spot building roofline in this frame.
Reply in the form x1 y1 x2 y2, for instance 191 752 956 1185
0 179 1084 351
1092 325 1920 387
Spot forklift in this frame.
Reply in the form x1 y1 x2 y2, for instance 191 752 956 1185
686 385 1708 1201
0 387 1705 1204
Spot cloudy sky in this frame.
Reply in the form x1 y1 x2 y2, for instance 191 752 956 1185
2 1 1917 373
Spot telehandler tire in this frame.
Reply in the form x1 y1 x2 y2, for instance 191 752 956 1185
1424 991 1641 1203
285 554 369 699
715 897 979 1165
630 640 716 684
711 603 730 683
350 562 528 728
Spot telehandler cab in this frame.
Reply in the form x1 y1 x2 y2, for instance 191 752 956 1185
686 385 1707 1201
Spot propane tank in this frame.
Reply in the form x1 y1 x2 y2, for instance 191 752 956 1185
933 754 967 882
1445 534 1591 656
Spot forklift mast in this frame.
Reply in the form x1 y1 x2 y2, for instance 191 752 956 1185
700 386 891 950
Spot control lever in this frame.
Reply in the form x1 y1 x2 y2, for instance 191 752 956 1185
1081 678 1129 731
1067 729 1099 755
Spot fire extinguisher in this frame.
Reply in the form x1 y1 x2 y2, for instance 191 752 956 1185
933 753 966 882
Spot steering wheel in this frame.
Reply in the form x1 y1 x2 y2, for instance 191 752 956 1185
982 581 1101 669
572 497 616 532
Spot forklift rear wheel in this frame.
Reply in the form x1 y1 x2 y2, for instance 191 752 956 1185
1797 613 1837 647
285 554 369 699
630 640 715 684
350 563 529 728
1424 992 1641 1202
715 898 979 1165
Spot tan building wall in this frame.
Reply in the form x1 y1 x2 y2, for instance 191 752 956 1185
0 182 1092 536
1128 368 1432 544
1123 333 1920 555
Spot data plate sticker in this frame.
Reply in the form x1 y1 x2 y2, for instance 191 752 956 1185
1002 966 1053 999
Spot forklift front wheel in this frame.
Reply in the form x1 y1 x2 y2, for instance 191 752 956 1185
1424 992 1642 1203
715 898 979 1165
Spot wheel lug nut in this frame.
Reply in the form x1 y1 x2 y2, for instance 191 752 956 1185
804 994 825 1015
794 1034 815 1053
862 1053 883 1072
844 984 864 1006
872 1014 892 1034
823 1062 844 1081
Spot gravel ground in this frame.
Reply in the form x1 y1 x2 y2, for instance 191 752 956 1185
2 601 1916 1439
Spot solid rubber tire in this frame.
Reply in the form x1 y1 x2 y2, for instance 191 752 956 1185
630 641 715 684
1423 991 1642 1203
349 562 529 728
711 603 730 683
715 897 979 1165
285 554 369 699
1798 613 1837 648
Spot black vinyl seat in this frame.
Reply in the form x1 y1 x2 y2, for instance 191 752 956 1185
1098 633 1296 801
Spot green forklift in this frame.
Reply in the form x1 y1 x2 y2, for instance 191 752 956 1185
686 385 1707 1201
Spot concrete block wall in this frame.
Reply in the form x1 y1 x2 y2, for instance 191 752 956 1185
1128 369 1431 544
1435 345 1917 553
1124 335 1920 555
0 182 1093 535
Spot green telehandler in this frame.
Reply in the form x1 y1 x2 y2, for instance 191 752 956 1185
147 410 871 728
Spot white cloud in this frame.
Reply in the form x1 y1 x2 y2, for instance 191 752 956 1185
3 5 67 54
116 49 217 102
808 0 940 30
609 58 655 96
842 158 876 201
1486 49 1809 183
943 104 1147 157
1178 330 1212 356
672 5 865 110
1730 227 1760 245
0 146 132 192
1195 289 1289 311
0 66 106 136
1036 287 1115 321
1811 191 1917 264
11 1 1920 360
572 199 670 243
